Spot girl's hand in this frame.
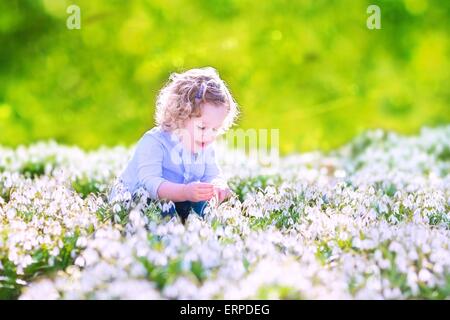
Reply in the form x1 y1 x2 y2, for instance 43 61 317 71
214 186 232 204
183 182 214 202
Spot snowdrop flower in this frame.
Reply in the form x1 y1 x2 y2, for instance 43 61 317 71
0 125 447 300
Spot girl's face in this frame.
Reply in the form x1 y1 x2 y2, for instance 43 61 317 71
178 102 228 153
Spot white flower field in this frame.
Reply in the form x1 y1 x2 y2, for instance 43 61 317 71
0 126 449 299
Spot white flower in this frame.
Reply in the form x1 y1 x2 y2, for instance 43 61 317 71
0 125 447 300
112 203 122 213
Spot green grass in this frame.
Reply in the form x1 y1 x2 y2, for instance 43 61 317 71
0 0 448 154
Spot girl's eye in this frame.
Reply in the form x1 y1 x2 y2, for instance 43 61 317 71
198 126 206 130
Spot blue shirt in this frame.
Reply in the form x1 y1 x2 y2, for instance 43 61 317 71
110 126 224 201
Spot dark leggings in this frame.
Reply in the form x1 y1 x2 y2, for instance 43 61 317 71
127 188 208 223
155 199 208 223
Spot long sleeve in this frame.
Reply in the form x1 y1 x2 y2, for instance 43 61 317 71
135 134 167 200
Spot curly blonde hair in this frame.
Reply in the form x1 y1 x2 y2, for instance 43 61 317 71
155 67 239 134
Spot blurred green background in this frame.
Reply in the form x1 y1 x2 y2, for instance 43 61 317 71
0 0 449 154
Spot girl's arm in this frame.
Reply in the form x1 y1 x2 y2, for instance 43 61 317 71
136 134 213 202
157 181 188 202
158 181 214 202
135 134 167 200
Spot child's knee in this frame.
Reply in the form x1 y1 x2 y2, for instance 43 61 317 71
191 201 208 217
160 200 177 218
143 200 206 221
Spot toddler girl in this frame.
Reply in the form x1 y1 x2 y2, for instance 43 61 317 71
109 67 239 221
